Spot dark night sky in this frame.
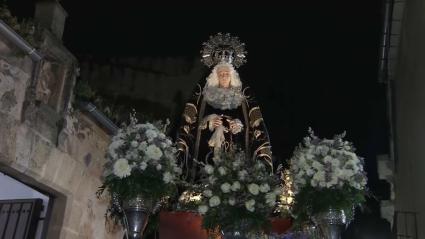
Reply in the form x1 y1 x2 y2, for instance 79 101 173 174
8 1 389 195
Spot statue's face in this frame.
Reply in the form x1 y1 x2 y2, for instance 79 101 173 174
217 67 231 88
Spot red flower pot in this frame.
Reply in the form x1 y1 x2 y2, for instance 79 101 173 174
160 211 292 239
269 217 293 235
159 211 209 239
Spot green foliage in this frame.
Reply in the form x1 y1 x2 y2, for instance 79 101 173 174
98 168 177 203
202 203 271 232
291 184 366 225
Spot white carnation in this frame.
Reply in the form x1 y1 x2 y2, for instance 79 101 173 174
259 183 270 193
204 164 214 174
108 139 124 159
131 140 139 148
248 183 260 195
231 181 241 191
198 205 209 214
245 199 256 212
138 141 148 151
145 145 163 160
312 161 323 170
113 158 132 178
238 170 248 181
145 129 158 141
140 161 147 170
203 189 213 197
209 196 221 207
156 164 162 170
163 171 173 183
313 171 325 183
220 183 231 193
218 166 227 176
228 197 236 206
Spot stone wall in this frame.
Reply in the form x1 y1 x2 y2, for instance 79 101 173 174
393 0 425 237
0 22 122 239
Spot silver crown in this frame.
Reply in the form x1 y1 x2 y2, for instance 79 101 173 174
200 33 247 68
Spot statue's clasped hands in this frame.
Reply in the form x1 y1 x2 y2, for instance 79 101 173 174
209 115 243 135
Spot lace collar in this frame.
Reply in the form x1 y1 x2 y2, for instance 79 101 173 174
203 86 244 110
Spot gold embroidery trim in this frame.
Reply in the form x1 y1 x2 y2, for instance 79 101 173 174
249 107 263 128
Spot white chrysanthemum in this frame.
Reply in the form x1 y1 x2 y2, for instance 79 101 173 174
203 189 213 197
320 145 330 156
231 181 241 191
228 197 236 206
218 166 227 176
220 183 231 193
324 155 340 168
156 164 162 170
259 183 270 193
131 140 139 148
140 161 147 170
238 170 248 181
313 171 325 183
198 205 209 214
113 158 132 178
209 196 221 207
311 179 319 187
165 139 172 146
108 139 124 159
145 129 158 141
138 141 148 151
248 183 260 195
204 164 214 174
312 161 323 170
245 199 256 212
163 172 173 183
145 145 163 160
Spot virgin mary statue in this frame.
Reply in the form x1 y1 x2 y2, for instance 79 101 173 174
177 33 272 182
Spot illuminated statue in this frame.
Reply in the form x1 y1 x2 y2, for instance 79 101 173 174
177 33 272 181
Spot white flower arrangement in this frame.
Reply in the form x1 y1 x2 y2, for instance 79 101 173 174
104 115 180 183
290 128 367 193
289 128 368 224
98 112 182 219
195 150 282 233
